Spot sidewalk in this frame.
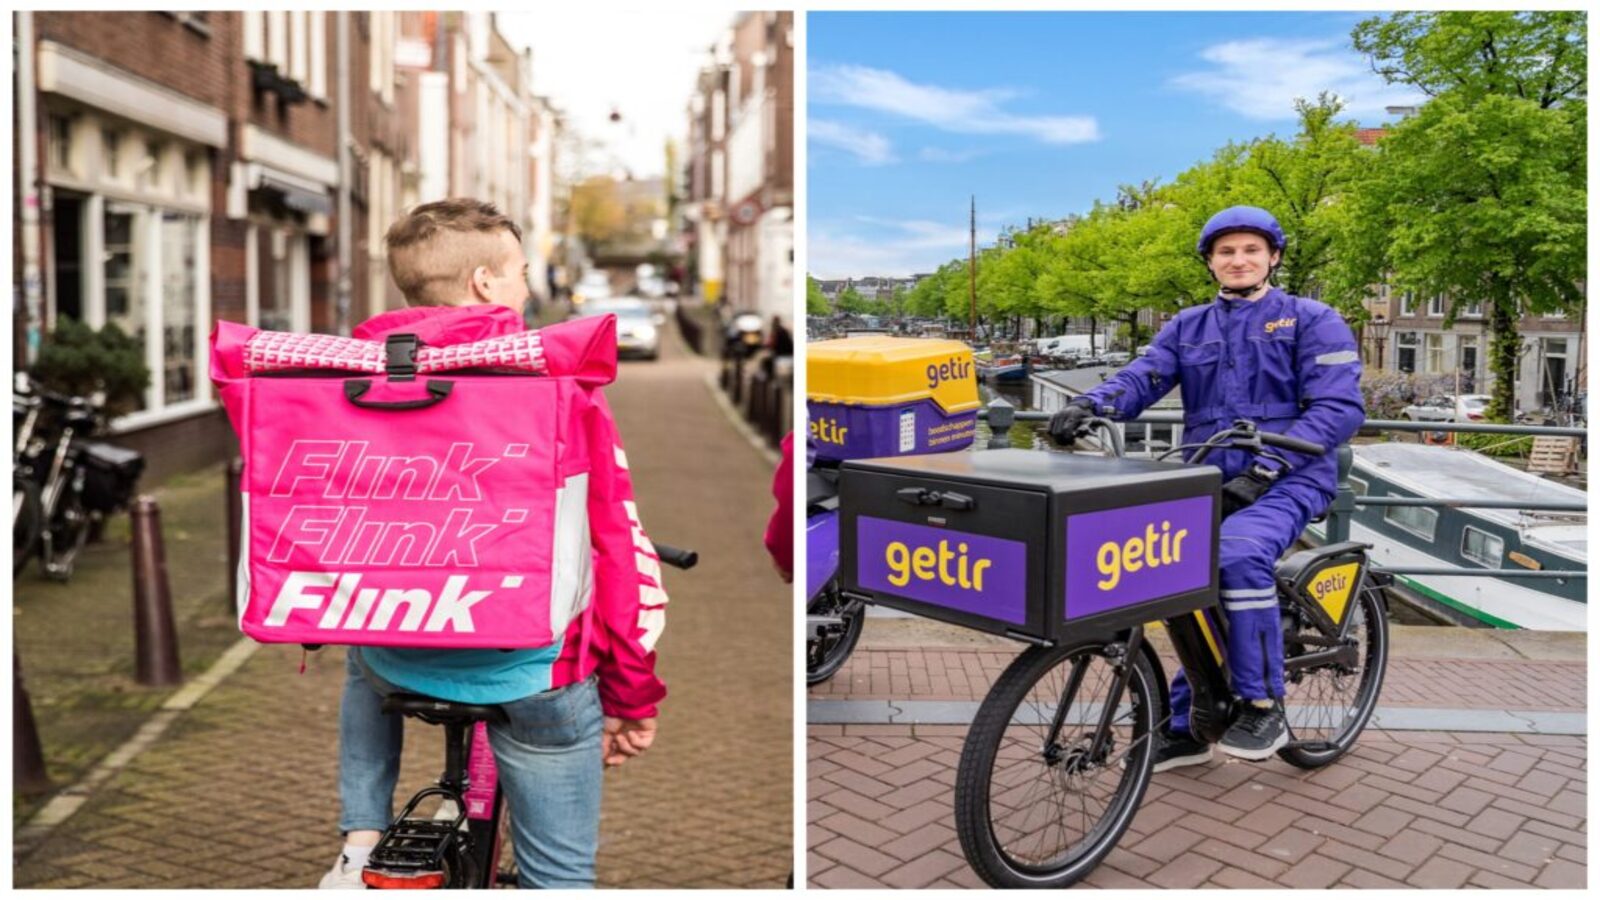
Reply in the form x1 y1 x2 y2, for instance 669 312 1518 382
807 621 1587 889
15 325 793 888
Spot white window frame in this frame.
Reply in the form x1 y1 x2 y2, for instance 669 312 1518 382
1461 300 1483 318
1427 295 1445 317
308 12 327 99
1460 526 1504 569
1399 291 1416 317
243 12 265 61
1541 308 1568 320
289 12 309 85
244 220 311 333
267 12 289 70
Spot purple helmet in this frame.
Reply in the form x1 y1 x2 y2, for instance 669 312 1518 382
1196 206 1286 256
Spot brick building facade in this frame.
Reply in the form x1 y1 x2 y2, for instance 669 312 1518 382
14 11 556 480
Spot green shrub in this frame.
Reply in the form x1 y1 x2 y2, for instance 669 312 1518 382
1454 431 1533 458
29 317 150 418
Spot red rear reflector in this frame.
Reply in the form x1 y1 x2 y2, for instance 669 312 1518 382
1468 412 1484 420
362 869 446 889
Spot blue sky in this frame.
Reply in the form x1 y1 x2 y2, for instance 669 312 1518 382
807 11 1426 279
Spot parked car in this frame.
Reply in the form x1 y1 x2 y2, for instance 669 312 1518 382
571 271 613 308
1402 394 1492 423
1100 351 1132 367
572 298 659 360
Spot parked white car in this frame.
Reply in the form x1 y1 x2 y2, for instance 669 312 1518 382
1402 394 1492 422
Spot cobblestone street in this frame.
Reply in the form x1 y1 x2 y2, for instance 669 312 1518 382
15 324 793 888
807 624 1586 889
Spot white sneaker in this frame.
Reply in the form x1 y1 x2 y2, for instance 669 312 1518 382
318 853 368 890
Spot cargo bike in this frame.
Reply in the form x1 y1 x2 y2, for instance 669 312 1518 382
819 340 1389 888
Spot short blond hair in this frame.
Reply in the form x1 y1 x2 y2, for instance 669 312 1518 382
384 199 523 307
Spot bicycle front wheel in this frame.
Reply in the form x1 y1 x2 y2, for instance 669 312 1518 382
1278 584 1389 769
954 639 1158 888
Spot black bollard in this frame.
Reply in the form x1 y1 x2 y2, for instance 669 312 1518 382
226 457 243 609
130 496 183 687
14 653 52 796
731 355 745 405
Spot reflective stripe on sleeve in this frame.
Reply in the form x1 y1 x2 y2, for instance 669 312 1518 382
1315 350 1360 366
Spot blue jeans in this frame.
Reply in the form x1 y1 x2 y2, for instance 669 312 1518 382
338 649 604 889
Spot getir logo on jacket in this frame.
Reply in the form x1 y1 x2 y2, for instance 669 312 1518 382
1064 496 1213 620
1264 317 1297 333
857 516 1028 626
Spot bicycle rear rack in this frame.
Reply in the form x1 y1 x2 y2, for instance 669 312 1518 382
364 786 470 884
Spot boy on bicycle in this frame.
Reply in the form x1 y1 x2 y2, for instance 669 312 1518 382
320 199 667 889
1049 206 1364 768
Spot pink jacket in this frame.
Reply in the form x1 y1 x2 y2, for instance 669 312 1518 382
345 305 668 718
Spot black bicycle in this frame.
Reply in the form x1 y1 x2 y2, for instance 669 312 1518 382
358 543 699 890
953 419 1389 888
12 375 144 580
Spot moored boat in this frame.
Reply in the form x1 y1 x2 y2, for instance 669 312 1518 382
1305 442 1586 631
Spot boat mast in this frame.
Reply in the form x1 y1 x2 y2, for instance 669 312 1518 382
969 195 976 341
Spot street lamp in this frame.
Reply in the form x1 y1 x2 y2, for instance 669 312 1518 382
1368 315 1391 370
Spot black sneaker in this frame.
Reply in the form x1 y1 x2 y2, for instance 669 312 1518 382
1150 728 1213 773
1218 702 1288 760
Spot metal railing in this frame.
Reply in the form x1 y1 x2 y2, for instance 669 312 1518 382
976 397 1587 583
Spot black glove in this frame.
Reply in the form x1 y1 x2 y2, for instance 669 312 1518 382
1221 464 1279 517
1047 399 1096 446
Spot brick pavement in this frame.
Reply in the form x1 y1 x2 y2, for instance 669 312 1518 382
15 327 792 888
807 641 1586 889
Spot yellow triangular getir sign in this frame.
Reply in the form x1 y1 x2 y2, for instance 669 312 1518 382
1306 562 1360 624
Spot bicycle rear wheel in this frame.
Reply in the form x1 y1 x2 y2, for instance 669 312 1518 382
1278 585 1388 769
805 585 864 686
954 639 1157 888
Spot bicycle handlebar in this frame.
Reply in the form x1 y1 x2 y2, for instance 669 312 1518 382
1257 430 1324 456
655 543 698 571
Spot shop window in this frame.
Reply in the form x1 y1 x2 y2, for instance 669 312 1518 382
161 213 201 405
102 202 147 412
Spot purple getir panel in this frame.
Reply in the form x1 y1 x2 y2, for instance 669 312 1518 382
1064 496 1214 620
856 516 1028 625
808 399 977 461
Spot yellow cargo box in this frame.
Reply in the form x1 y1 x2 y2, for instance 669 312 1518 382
806 337 980 460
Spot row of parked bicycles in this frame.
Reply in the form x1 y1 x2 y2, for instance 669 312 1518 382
13 373 145 581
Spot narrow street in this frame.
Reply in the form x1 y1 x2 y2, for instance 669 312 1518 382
14 323 793 889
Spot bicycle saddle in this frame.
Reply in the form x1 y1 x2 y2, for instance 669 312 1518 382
381 693 509 726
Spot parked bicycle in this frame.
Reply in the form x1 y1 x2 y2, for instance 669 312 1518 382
357 543 700 890
949 419 1389 887
12 373 145 580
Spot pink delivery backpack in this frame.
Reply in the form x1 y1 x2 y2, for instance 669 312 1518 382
210 312 621 650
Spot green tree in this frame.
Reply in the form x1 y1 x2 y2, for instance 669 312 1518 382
1352 11 1586 109
805 276 831 316
835 285 875 315
1330 11 1586 421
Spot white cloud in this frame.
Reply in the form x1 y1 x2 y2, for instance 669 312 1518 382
918 147 984 163
811 64 1101 145
809 217 1003 279
809 119 897 166
1170 37 1428 121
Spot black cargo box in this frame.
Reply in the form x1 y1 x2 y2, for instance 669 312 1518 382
840 448 1220 643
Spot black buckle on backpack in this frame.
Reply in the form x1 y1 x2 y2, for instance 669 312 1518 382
386 334 420 382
